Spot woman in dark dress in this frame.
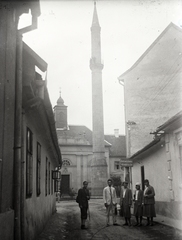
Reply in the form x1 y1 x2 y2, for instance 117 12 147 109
120 181 132 226
143 179 156 226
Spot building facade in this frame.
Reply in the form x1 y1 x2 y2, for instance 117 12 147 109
0 2 62 239
119 23 182 157
118 23 182 220
104 134 126 181
54 93 126 195
54 93 110 195
131 112 182 221
22 43 62 240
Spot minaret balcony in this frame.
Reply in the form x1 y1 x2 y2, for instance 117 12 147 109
90 58 104 70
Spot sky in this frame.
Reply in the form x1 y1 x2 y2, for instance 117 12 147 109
19 0 182 135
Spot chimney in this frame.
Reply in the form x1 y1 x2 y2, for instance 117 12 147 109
114 129 119 138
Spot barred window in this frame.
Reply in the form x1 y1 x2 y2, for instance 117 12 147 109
26 128 33 198
36 142 41 196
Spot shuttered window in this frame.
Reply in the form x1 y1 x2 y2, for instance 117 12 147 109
26 128 33 198
37 142 41 196
45 157 48 196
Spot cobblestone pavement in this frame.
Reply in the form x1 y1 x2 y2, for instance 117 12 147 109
36 200 182 240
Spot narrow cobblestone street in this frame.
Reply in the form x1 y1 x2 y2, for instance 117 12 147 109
36 200 182 240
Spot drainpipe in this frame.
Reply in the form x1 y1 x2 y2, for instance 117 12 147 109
14 13 38 240
14 31 23 240
19 14 38 34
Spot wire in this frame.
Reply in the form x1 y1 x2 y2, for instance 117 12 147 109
134 53 182 117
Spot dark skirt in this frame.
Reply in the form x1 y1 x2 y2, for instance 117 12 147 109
143 204 156 217
80 206 88 219
134 201 143 217
121 203 131 218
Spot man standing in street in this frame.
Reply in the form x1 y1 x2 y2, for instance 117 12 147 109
103 179 117 226
120 181 132 226
77 181 90 229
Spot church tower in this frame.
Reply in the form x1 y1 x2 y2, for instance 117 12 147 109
90 2 108 196
54 90 68 130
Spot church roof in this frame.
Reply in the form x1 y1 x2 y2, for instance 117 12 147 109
56 90 66 106
57 95 64 105
57 125 111 147
104 135 126 157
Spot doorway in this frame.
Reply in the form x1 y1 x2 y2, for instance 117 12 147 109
141 166 145 191
61 175 70 195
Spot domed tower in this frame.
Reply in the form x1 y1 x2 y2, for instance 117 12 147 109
54 90 68 130
90 2 108 196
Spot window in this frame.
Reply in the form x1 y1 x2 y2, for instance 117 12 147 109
48 162 50 195
26 128 33 198
51 168 53 195
62 159 70 166
45 157 48 196
36 142 41 196
114 161 120 170
141 166 145 191
179 146 182 183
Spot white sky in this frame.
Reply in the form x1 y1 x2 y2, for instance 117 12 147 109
20 0 182 134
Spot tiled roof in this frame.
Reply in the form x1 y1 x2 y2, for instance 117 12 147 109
57 125 93 145
104 135 126 157
57 125 113 147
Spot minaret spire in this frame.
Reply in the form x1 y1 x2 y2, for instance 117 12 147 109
90 3 108 196
91 2 100 28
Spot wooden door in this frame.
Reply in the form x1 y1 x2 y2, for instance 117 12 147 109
61 175 70 194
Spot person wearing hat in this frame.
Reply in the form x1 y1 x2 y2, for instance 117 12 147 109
103 178 117 226
120 181 132 226
77 181 90 229
133 182 143 226
143 179 156 226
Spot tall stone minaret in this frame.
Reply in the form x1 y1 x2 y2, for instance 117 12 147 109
90 2 108 196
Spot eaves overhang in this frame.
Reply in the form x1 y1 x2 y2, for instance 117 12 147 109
130 138 162 161
23 42 47 72
130 111 182 160
24 97 62 167
156 111 182 133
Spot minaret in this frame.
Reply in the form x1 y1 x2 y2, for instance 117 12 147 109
90 2 108 196
54 89 68 130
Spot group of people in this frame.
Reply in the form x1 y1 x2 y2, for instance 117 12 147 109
76 179 156 229
119 179 156 227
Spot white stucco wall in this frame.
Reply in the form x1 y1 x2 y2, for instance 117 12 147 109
132 146 169 202
169 129 182 202
23 117 58 240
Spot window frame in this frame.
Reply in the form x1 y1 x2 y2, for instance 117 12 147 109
36 142 41 196
26 128 33 198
